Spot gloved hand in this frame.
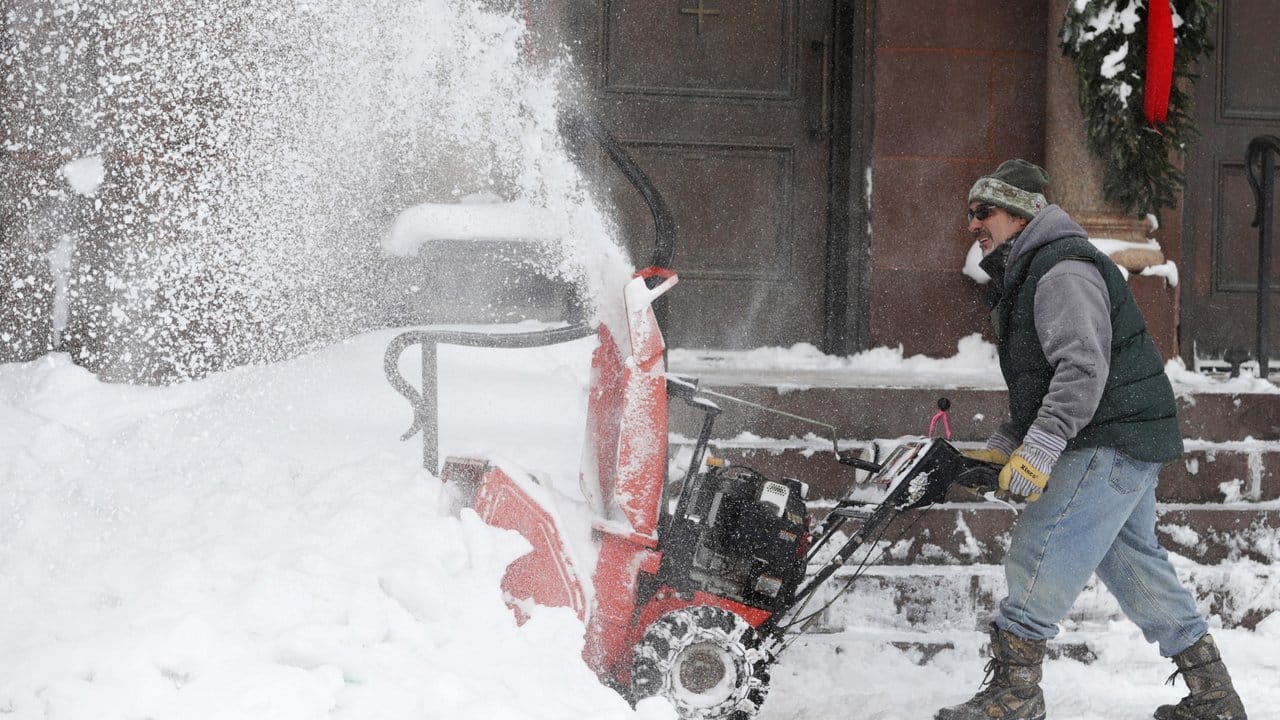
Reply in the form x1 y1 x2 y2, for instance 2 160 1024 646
997 428 1067 502
963 429 1017 465
965 447 1011 465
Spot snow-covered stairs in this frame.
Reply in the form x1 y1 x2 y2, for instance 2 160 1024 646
667 382 1280 632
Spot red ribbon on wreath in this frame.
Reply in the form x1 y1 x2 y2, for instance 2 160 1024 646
1144 0 1176 125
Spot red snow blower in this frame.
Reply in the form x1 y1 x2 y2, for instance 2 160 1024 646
384 112 1000 719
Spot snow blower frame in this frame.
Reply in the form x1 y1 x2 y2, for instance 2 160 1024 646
384 112 1001 720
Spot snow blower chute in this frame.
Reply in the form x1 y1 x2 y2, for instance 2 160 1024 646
384 112 1001 720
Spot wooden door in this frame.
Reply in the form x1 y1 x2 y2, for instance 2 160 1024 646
1182 0 1280 364
567 1 837 349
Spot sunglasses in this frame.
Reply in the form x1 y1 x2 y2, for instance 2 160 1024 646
967 204 996 223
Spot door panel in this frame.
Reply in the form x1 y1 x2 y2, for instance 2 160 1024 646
1181 0 1280 362
613 142 793 276
604 0 795 97
573 1 834 349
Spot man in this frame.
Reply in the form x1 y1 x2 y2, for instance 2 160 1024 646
935 160 1248 720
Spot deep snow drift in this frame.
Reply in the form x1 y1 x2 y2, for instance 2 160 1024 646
0 328 661 720
1 331 1276 720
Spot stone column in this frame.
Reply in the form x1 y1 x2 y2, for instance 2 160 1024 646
1045 0 1179 359
1044 0 1160 256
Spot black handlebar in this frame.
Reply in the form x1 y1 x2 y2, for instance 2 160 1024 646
837 444 1001 492
836 451 882 473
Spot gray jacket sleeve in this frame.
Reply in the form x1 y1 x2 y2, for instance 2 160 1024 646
1027 259 1112 444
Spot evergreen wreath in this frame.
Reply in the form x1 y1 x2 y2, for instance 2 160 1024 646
1060 0 1214 215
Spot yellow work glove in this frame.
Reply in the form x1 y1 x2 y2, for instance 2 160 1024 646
963 430 1016 465
964 447 1011 465
997 428 1066 502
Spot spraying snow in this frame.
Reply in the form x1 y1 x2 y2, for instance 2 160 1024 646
59 156 105 197
0 0 632 382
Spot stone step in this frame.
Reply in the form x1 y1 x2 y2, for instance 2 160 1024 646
797 564 1275 633
667 383 1280 445
661 380 1280 633
671 442 1280 506
668 439 1280 571
791 501 1280 568
778 628 1099 665
660 379 1280 630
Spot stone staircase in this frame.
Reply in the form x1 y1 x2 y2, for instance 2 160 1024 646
665 375 1280 633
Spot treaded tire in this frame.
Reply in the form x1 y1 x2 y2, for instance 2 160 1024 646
631 605 771 720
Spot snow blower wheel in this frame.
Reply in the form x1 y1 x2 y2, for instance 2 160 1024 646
631 605 770 720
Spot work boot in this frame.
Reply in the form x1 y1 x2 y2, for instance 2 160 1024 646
935 624 1047 720
1154 634 1247 720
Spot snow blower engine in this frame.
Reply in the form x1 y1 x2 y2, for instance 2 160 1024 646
656 462 810 613
619 374 1003 720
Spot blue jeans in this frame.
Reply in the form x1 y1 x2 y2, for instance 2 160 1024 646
994 446 1208 657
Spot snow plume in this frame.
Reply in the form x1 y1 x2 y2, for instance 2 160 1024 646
0 0 629 382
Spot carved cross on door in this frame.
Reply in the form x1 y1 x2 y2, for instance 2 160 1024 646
680 0 721 35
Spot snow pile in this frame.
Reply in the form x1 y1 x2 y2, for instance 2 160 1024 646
673 334 1279 396
1165 358 1280 395
669 334 1004 390
963 237 1177 286
0 330 651 720
384 195 560 253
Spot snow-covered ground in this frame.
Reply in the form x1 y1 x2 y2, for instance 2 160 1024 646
2 329 1276 720
4 1 1276 716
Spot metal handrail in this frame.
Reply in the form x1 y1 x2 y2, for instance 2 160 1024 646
385 111 677 471
1246 135 1280 378
384 324 595 471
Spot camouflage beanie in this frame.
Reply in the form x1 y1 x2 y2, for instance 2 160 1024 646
968 159 1049 220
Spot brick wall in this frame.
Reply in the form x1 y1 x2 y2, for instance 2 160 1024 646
870 1 1047 356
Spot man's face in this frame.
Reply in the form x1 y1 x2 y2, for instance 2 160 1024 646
968 202 1028 256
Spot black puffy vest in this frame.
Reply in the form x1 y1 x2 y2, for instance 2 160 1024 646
994 236 1183 463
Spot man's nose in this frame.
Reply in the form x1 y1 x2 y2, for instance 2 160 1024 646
968 217 983 232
